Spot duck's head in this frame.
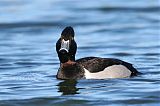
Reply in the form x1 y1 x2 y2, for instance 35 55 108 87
56 26 77 64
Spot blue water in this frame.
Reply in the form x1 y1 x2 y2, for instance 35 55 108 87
0 0 160 106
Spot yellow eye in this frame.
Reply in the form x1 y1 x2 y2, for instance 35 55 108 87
71 37 74 40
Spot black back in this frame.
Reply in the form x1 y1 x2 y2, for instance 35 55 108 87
76 57 139 76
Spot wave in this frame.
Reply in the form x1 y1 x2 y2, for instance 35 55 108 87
0 21 62 29
77 6 160 12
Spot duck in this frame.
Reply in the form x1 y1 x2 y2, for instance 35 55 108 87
56 26 139 80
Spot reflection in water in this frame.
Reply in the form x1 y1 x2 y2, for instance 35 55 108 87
57 80 79 95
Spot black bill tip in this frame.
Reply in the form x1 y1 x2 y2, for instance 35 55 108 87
59 49 68 54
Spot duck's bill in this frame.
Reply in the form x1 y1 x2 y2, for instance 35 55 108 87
59 39 70 53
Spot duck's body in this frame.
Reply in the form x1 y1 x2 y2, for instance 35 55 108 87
57 57 138 79
56 26 139 80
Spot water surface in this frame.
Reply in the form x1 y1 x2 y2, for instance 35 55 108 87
0 0 160 106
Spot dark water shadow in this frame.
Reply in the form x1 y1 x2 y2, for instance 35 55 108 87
57 80 79 95
77 6 160 13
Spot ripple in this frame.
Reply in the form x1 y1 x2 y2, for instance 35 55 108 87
0 21 61 29
113 98 159 105
0 97 90 106
110 52 133 56
14 61 57 67
14 61 43 67
142 53 160 56
78 6 160 12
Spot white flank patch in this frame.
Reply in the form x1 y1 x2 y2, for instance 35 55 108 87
84 65 131 79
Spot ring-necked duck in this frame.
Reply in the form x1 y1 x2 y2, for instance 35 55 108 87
56 26 139 80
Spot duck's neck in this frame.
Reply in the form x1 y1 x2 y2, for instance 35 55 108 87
69 54 76 62
61 60 76 67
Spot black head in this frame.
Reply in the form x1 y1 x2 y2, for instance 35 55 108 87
56 26 77 63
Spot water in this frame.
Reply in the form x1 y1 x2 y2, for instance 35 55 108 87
0 0 160 106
